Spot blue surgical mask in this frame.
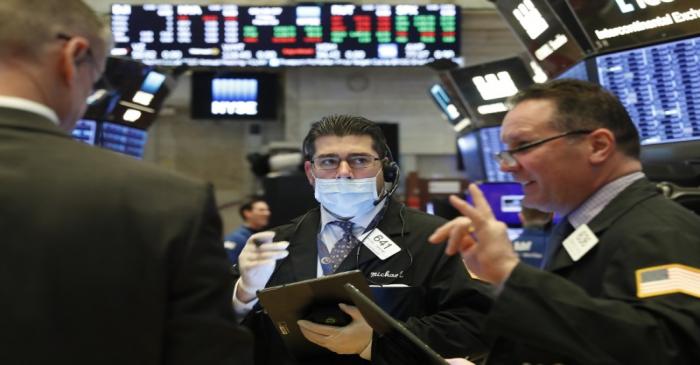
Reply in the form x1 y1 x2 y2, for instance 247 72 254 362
313 171 380 218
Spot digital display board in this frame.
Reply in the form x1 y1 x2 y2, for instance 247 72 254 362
71 120 149 159
566 0 700 52
111 3 460 67
456 126 515 183
468 182 524 226
449 56 533 127
594 35 700 146
495 0 588 77
190 71 278 120
478 126 515 182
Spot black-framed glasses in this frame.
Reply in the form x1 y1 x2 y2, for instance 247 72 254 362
311 155 380 171
494 129 592 168
56 33 112 93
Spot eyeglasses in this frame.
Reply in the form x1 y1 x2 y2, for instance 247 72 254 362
311 155 380 171
494 129 592 168
56 33 111 93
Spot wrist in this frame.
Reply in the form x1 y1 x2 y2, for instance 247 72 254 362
235 278 259 303
359 339 372 360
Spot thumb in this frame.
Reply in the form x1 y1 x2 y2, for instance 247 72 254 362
338 303 364 320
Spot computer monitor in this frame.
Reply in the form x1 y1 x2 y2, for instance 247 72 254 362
449 57 533 127
493 0 589 78
191 71 279 120
467 182 524 227
477 126 515 183
70 120 149 159
591 34 700 184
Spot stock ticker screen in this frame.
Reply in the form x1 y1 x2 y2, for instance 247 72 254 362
595 35 700 146
111 3 460 67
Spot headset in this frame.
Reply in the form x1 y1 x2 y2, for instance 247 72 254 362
375 143 400 206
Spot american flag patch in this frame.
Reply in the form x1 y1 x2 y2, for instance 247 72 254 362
636 264 700 299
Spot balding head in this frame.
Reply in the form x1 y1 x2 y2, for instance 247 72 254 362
0 0 110 131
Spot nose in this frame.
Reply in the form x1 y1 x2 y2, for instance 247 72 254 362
335 160 354 179
498 158 519 173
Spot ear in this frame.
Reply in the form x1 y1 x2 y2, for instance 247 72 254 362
588 128 615 165
304 161 315 186
58 36 90 86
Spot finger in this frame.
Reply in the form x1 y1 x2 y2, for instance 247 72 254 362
254 241 289 251
297 320 338 336
445 220 473 255
248 231 276 245
467 184 496 220
429 217 465 243
448 195 481 225
297 323 328 345
338 303 363 320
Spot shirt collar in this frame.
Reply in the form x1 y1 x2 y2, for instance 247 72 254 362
568 171 646 228
320 198 387 232
0 96 59 125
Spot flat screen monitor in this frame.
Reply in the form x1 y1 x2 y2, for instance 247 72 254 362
110 3 460 67
566 0 700 53
72 119 98 145
429 83 462 122
478 126 515 182
83 57 172 130
593 35 700 146
100 122 149 159
456 131 486 182
494 0 589 78
593 34 700 184
456 126 515 183
468 182 524 227
71 120 149 159
449 57 533 127
555 59 591 81
191 71 279 120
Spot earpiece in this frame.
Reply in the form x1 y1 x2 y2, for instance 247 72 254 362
382 161 399 183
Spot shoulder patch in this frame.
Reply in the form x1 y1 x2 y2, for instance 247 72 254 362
636 264 700 299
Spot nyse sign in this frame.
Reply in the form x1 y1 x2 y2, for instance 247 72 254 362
615 0 675 14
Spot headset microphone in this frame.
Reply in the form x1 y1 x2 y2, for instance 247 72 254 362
374 161 400 206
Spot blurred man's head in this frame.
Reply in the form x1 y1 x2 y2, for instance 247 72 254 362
518 207 553 229
498 79 642 215
0 0 110 130
240 198 270 230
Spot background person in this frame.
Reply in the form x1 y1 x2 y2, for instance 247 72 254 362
233 114 493 365
511 207 553 268
224 197 271 265
430 79 700 364
0 1 252 364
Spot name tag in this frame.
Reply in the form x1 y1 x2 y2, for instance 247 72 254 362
361 228 401 260
563 224 599 262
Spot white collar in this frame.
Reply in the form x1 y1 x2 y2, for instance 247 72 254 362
0 95 59 125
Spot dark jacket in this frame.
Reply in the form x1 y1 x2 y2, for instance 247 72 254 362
484 178 700 365
0 108 252 365
241 200 493 365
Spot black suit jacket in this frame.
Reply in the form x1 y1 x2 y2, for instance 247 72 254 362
0 108 252 365
484 178 700 364
241 200 493 365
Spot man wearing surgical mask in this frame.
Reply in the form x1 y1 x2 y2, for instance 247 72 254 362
232 115 492 365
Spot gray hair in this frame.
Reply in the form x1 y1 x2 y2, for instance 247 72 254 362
0 0 109 62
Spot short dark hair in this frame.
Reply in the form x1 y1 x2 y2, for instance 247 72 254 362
239 197 266 220
508 79 641 159
302 114 389 161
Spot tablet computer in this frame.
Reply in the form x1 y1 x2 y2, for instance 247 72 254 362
257 270 373 360
344 282 450 365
